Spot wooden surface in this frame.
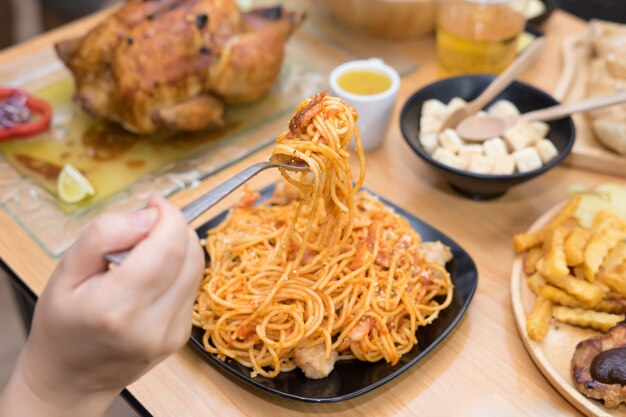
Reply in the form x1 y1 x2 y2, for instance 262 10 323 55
0 8 623 417
511 202 625 417
555 34 626 177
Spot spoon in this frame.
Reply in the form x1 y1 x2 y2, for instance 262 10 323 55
104 154 309 265
456 90 626 142
438 38 545 132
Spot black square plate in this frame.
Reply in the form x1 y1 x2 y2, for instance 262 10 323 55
190 184 478 403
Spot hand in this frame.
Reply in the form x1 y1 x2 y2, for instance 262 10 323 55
0 195 204 417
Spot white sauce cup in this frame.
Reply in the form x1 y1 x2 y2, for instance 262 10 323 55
329 58 400 151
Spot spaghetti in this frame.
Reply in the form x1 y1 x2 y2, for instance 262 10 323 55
192 92 454 379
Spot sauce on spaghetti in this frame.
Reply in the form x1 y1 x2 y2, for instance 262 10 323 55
192 92 453 379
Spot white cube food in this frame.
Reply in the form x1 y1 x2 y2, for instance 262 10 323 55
530 121 550 138
447 97 467 113
422 99 449 119
420 114 442 134
512 147 543 173
503 121 540 151
439 128 464 153
432 147 452 161
432 147 467 170
535 139 559 163
458 144 484 165
483 137 509 158
467 155 493 174
491 155 516 175
488 100 520 118
420 133 439 154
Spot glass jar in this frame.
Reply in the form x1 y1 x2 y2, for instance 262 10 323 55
436 0 529 74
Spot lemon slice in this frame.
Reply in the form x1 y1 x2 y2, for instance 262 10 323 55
57 164 96 203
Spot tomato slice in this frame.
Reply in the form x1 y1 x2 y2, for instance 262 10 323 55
0 87 52 141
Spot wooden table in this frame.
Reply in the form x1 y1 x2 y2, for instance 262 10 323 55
0 8 619 417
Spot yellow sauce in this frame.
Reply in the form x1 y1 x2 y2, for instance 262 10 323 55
337 69 392 95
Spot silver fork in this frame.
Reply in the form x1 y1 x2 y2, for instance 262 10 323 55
104 155 309 265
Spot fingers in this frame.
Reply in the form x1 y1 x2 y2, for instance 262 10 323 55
57 208 158 287
116 195 190 300
166 228 204 308
115 200 204 354
159 229 205 352
169 229 205 310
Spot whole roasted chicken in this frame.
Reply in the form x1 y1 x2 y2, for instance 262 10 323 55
55 0 304 134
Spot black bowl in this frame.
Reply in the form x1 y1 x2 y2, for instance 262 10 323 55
399 75 575 200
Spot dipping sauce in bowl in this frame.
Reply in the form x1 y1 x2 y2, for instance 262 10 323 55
329 59 400 151
337 70 392 96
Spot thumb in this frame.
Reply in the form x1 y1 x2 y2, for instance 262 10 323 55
56 208 158 286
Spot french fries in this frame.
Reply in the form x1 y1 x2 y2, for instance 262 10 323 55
524 247 543 275
539 227 570 281
560 277 605 307
573 265 585 281
596 298 626 314
527 297 552 341
552 306 624 333
527 273 546 295
583 226 626 281
512 216 578 254
547 194 581 230
538 285 582 308
515 190 626 339
597 271 626 297
564 227 590 266
602 241 626 271
539 271 605 307
514 229 548 253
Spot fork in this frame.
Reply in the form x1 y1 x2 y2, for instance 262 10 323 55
104 154 309 265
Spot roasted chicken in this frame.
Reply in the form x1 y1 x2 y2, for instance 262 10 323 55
55 0 304 134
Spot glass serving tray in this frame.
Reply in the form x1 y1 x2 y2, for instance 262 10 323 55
0 0 420 257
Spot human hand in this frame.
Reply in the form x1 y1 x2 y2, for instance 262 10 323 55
0 195 204 417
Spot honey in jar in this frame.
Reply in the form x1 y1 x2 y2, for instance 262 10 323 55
436 0 528 74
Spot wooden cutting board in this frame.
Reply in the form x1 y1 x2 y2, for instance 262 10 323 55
511 201 626 417
554 34 626 177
